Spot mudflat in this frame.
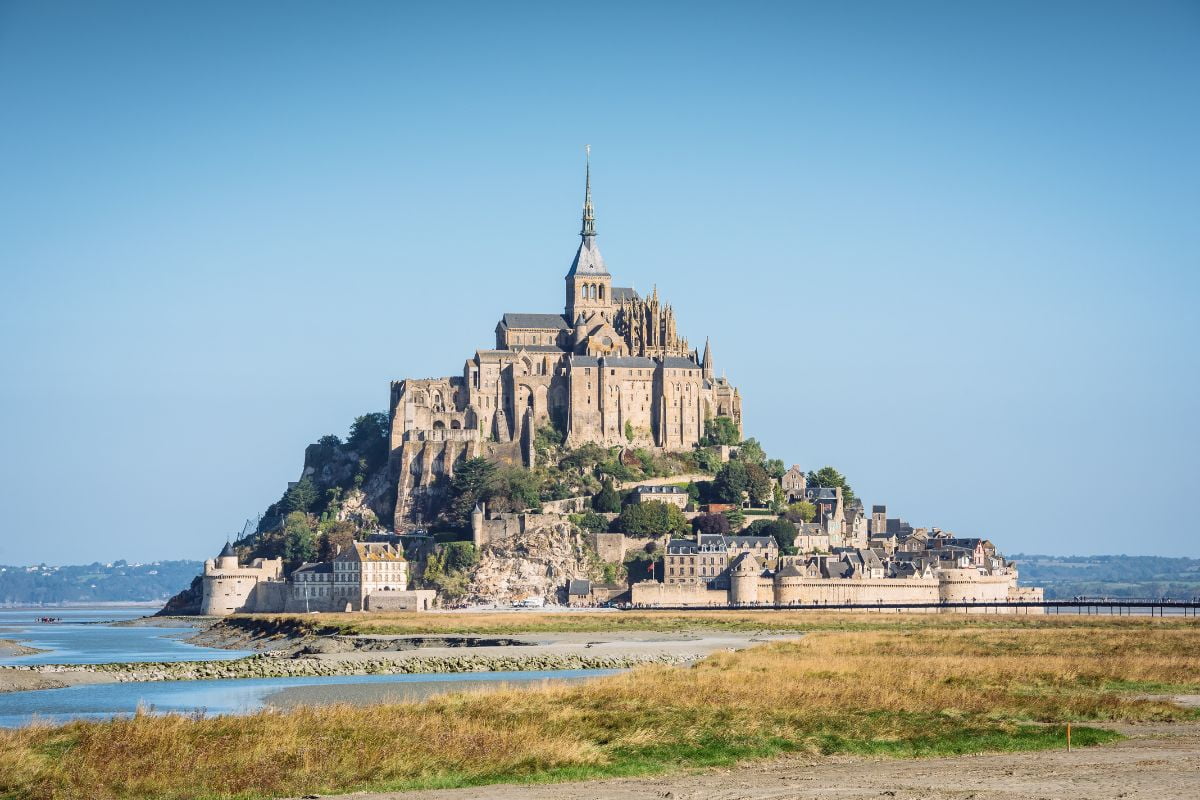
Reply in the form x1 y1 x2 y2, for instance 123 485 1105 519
339 720 1200 800
0 668 113 693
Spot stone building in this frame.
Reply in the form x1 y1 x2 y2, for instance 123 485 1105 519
781 465 807 502
389 158 742 528
200 542 284 616
631 484 689 509
636 543 1041 613
663 534 778 587
200 542 434 616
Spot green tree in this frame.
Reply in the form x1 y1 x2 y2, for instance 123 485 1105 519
592 479 622 513
444 457 498 529
571 510 610 533
784 501 817 523
744 462 772 505
317 520 356 562
713 460 749 504
737 438 766 465
488 466 542 513
807 466 856 506
284 478 319 514
692 446 723 473
347 412 389 472
745 518 798 552
282 511 317 566
614 501 690 537
624 420 635 442
722 506 745 530
701 416 740 446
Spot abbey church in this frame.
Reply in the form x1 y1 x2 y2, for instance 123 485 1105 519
388 160 742 527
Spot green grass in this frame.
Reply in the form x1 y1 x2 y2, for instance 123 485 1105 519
2 617 1194 799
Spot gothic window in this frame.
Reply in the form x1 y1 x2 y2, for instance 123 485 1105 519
598 284 605 300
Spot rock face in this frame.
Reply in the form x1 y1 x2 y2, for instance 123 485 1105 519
466 520 598 605
335 486 381 530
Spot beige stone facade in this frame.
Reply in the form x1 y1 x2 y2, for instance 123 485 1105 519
389 166 741 528
201 541 435 616
200 543 284 616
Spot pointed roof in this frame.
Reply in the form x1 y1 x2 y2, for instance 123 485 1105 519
567 147 609 277
219 541 235 559
701 338 712 371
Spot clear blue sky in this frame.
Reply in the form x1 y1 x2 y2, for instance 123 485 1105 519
1 1 1197 565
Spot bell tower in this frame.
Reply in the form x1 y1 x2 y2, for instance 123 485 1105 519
565 146 612 322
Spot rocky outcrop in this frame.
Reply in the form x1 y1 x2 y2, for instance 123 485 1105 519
466 519 599 605
155 575 202 616
335 486 381 530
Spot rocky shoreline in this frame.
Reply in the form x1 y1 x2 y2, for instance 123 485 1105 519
10 650 698 683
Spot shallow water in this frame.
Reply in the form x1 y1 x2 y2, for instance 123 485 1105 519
0 607 253 665
0 669 619 727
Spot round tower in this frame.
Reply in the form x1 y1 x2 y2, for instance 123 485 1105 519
216 540 238 572
730 553 760 606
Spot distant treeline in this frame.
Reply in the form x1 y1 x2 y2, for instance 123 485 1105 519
1013 554 1200 600
0 560 203 605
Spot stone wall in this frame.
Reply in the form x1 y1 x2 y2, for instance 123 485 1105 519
630 580 729 606
593 532 626 564
366 589 437 611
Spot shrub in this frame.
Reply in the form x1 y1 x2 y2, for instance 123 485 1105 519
701 416 740 446
614 501 690 537
745 518 798 551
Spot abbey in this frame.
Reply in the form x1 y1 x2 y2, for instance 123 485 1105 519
389 161 742 528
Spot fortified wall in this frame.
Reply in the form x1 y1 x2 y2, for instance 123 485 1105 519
632 568 1041 613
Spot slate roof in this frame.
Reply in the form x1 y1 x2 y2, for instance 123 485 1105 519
635 484 686 494
218 541 236 559
724 535 777 549
566 237 608 276
568 355 699 369
293 561 333 574
500 313 571 330
730 552 761 574
568 579 592 596
569 356 655 368
611 286 638 302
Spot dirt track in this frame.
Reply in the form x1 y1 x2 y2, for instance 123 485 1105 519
318 721 1200 800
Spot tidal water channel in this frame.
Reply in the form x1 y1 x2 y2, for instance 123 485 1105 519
0 606 614 727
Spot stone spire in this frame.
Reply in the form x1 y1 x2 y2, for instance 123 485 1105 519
566 146 608 277
701 337 713 378
581 144 596 238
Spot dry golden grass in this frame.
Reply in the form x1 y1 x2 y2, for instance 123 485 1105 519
2 616 1197 800
235 608 1200 636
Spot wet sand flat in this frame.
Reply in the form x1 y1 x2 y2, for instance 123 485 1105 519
0 668 114 694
